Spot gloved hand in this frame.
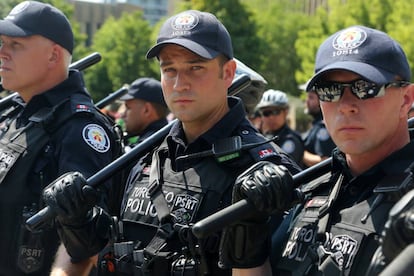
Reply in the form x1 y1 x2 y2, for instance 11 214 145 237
381 189 414 262
233 161 294 214
219 161 294 269
42 171 100 226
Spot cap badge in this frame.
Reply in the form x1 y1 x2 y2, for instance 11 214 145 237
171 12 199 36
332 27 367 51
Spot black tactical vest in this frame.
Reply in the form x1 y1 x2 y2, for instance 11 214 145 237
276 170 413 276
0 94 119 275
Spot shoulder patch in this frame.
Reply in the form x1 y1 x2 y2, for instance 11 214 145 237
75 104 93 113
257 147 278 159
82 124 110 153
282 140 296 154
317 128 330 141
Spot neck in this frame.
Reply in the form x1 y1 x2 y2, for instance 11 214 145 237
346 132 409 176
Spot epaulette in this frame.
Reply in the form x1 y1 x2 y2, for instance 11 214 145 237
68 93 95 115
219 126 281 169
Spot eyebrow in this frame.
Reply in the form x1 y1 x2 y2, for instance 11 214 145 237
160 57 210 67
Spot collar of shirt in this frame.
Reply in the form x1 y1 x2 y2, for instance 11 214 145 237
166 96 247 168
332 141 414 204
17 70 88 127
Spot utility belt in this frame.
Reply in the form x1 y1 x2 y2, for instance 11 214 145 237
99 241 200 276
98 218 201 276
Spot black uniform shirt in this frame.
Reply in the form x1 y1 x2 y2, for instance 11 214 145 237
275 140 414 275
125 117 169 150
0 70 117 276
304 113 336 158
264 124 305 167
166 96 302 174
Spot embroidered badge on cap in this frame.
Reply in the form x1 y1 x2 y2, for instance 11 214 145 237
332 26 367 52
172 11 199 34
82 124 110 153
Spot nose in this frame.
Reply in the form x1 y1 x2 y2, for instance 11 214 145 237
0 44 9 61
338 88 358 113
173 72 190 92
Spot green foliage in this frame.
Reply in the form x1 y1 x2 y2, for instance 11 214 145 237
3 0 414 120
246 0 308 97
177 0 265 81
83 11 157 101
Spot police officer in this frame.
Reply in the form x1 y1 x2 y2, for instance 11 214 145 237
257 89 305 167
41 9 302 276
220 25 414 275
0 1 120 275
119 77 169 152
302 87 336 167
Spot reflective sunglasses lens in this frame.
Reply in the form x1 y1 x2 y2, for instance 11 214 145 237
314 82 343 102
351 80 382 99
315 80 383 102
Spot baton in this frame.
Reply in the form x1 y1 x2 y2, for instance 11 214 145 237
0 52 102 111
95 85 129 109
26 73 253 232
191 157 332 239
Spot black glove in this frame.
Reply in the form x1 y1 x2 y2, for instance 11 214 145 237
381 189 414 262
219 161 294 269
233 161 294 214
42 172 100 226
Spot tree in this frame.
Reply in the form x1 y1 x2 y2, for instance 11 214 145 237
386 0 414 79
83 10 157 101
178 0 265 79
245 0 308 97
294 0 409 87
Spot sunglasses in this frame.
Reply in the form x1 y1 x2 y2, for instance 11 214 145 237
313 79 410 102
260 109 283 117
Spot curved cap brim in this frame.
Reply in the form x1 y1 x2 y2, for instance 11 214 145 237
146 38 220 59
306 61 396 91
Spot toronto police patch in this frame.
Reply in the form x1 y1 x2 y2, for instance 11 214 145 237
333 26 367 51
172 11 199 33
82 124 110 153
317 128 330 141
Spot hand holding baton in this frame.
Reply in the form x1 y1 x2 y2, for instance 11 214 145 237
26 73 253 232
191 157 332 239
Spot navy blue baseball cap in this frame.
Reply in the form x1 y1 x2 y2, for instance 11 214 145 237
306 26 411 91
0 1 74 54
120 77 167 107
146 10 233 60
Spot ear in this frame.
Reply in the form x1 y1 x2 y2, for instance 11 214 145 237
143 102 152 116
401 84 414 117
48 44 61 68
223 59 237 87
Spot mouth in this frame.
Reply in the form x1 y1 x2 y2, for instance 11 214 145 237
173 98 193 104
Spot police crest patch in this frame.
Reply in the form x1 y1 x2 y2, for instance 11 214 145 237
328 234 357 269
333 27 367 51
82 124 110 153
317 128 330 141
17 245 44 273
